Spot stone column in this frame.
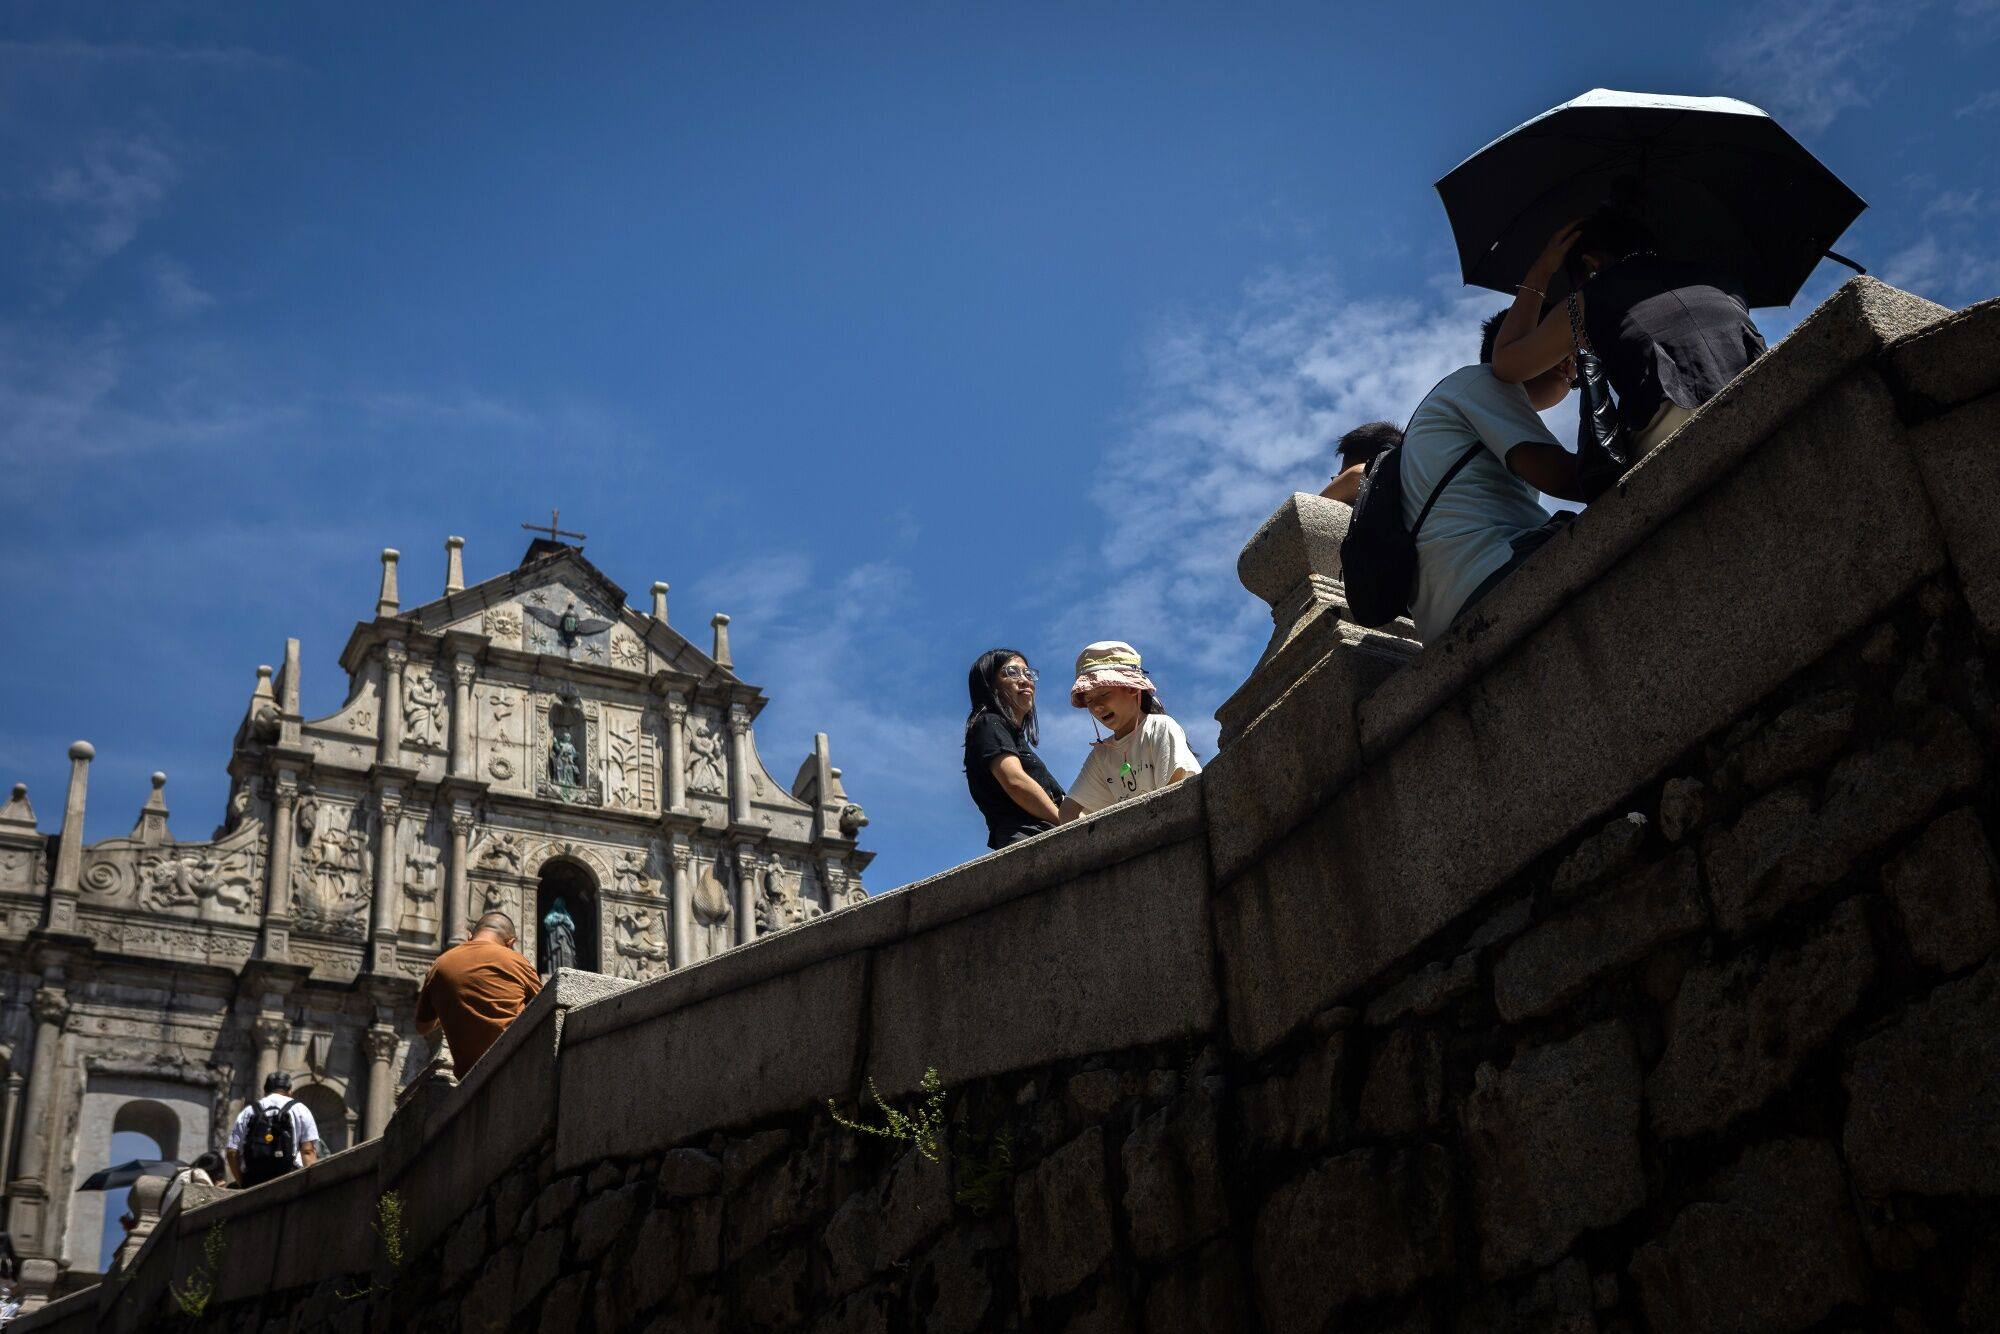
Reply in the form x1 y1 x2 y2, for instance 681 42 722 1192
669 836 693 969
710 613 732 669
0 1070 24 1193
260 773 300 959
46 742 93 932
449 657 476 779
726 705 753 827
360 1026 400 1141
444 536 465 594
444 808 474 948
252 1014 287 1094
379 643 407 764
368 791 402 973
651 581 669 623
7 987 68 1253
663 694 689 814
733 844 759 947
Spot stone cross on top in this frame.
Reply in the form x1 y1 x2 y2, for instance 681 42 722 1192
522 508 587 546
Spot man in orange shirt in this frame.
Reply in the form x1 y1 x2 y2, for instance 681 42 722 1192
415 911 543 1072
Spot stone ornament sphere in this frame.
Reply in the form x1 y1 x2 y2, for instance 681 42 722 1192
1237 493 1351 608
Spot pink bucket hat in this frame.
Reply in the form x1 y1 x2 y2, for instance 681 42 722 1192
1069 641 1164 713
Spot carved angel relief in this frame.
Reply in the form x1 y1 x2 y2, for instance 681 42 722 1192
291 809 369 939
756 858 822 934
613 846 652 896
611 903 671 981
404 671 445 748
685 713 726 795
138 849 257 914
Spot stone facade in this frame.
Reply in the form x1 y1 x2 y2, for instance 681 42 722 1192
15 280 2000 1334
0 537 870 1309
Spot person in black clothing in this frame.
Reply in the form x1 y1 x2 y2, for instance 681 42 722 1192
1489 203 1767 461
963 648 1065 849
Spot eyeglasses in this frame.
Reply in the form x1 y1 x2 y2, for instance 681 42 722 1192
998 665 1039 683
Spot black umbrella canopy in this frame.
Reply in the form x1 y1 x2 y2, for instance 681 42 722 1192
1437 89 1866 308
78 1159 183 1192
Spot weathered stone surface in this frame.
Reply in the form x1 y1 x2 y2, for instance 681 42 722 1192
1631 1138 1869 1334
740 1245 809 1328
461 1243 520 1333
1366 952 1477 1025
920 1226 1001 1334
531 1175 584 1230
1251 1144 1453 1327
1552 812 1649 900
1907 390 2000 640
491 1166 537 1242
726 1141 830 1263
1845 956 2000 1196
1121 1089 1227 1261
822 1188 877 1298
1494 849 1706 1022
878 1146 953 1264
1237 1034 1347 1155
1061 1279 1136 1334
1462 1021 1644 1276
1513 1256 1595 1334
1732 689 1859 793
1650 899 1876 1138
658 1147 722 1199
572 1181 643 1263
1014 1126 1114 1303
1142 1241 1249 1334
812 1286 893 1334
1358 1027 1445 1137
537 1272 589 1334
1066 1069 1123 1123
437 1199 489 1291
640 1292 725 1334
868 839 1218 1094
513 1224 565 1309
1704 709 1984 932
1657 776 1715 843
585 1160 623 1194
723 1127 790 1188
1882 806 2000 973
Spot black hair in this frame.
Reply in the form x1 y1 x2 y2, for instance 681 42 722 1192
1479 310 1509 364
967 648 1039 746
264 1070 293 1094
1336 421 1403 469
191 1151 224 1175
1574 202 1657 268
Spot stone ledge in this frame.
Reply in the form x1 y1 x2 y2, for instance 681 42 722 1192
1884 292 2000 415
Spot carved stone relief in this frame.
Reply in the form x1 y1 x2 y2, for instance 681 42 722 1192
481 687 523 784
291 804 369 940
604 709 657 812
482 607 523 647
403 670 446 749
535 694 602 806
610 902 670 982
475 831 525 875
685 712 727 796
691 856 731 926
613 845 653 897
610 631 646 670
756 855 821 934
138 846 257 915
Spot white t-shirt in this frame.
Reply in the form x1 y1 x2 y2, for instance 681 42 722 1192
1067 714 1202 815
1399 365 1560 641
227 1093 321 1167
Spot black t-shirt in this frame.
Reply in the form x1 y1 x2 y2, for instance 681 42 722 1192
1583 256 1767 434
964 711 1065 849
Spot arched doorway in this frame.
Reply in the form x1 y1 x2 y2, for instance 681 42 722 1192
293 1083 351 1155
95 1099 181 1272
534 857 599 974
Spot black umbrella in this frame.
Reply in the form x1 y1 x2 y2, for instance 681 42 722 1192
1437 89 1866 308
77 1159 183 1192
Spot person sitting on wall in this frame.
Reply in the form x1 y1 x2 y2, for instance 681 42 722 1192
1057 642 1202 820
1489 206 1767 461
1320 421 1404 505
226 1071 320 1188
963 648 1067 849
1399 313 1592 640
416 910 543 1073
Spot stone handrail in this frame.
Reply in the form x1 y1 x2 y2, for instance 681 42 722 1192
16 278 2000 1332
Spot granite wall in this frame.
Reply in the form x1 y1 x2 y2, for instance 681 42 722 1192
18 278 2000 1334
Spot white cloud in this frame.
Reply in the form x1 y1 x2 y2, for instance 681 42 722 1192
1047 268 1495 743
1713 0 1921 133
146 256 215 317
1958 88 2000 117
38 133 182 294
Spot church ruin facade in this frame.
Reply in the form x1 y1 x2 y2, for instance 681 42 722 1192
0 534 872 1305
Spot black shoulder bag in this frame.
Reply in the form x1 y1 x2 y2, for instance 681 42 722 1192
1566 292 1632 502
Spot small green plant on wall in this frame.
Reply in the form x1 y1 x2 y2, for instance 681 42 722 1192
170 1222 227 1317
336 1190 409 1301
827 1066 948 1163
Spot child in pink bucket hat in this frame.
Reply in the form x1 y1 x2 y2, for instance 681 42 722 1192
1057 641 1202 821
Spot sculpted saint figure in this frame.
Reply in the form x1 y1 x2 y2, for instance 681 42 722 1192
550 730 581 787
540 896 578 975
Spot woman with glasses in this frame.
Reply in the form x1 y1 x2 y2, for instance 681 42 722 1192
964 648 1065 849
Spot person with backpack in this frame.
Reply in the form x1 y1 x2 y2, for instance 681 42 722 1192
224 1071 320 1188
1342 312 1591 639
1320 421 1404 505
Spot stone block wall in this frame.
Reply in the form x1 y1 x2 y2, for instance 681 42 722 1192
18 279 2000 1334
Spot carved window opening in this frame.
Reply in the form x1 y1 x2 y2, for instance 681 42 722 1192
534 857 600 976
91 1099 181 1272
294 1083 350 1154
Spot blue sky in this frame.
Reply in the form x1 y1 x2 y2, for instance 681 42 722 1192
3 1 1997 894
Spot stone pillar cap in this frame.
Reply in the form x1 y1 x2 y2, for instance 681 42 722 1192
68 741 95 761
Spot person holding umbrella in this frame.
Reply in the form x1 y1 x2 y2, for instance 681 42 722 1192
1487 203 1767 458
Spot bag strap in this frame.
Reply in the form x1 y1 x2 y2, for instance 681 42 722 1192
1412 444 1485 539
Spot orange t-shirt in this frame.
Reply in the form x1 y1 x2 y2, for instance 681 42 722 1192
415 937 543 1072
